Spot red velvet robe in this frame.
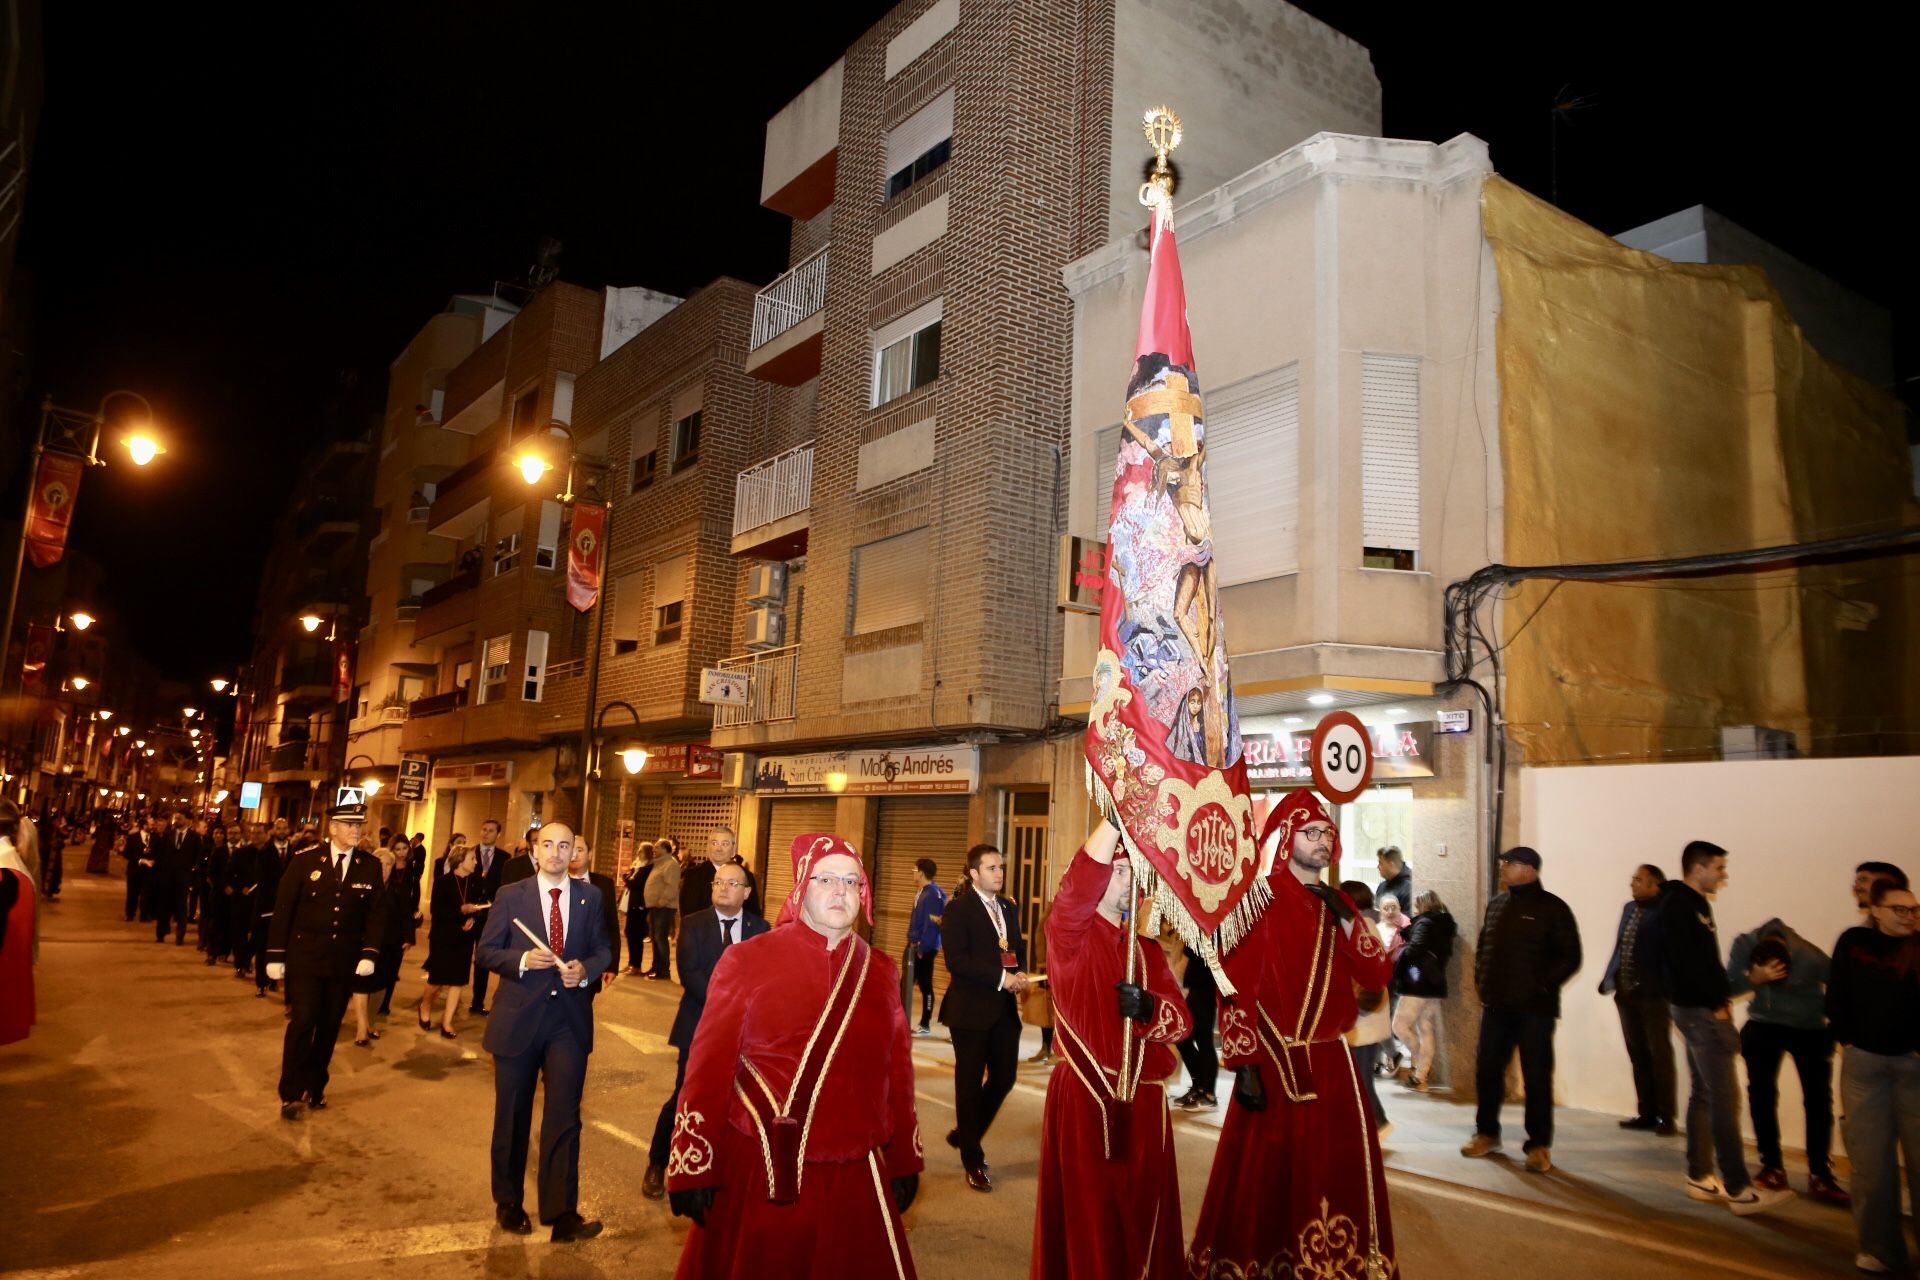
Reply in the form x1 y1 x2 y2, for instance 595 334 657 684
0 868 33 1046
1031 849 1192 1280
1187 868 1397 1280
669 921 923 1280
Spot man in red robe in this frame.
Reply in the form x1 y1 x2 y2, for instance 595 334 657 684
1188 791 1397 1280
1032 819 1192 1279
668 834 923 1279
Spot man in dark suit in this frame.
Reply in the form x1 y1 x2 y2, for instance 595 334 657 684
642 859 766 1199
264 803 389 1119
1599 863 1676 1133
226 822 262 979
566 837 621 995
679 827 763 919
470 818 508 1016
939 842 1030 1191
253 817 295 996
150 810 203 945
125 816 157 921
476 821 611 1243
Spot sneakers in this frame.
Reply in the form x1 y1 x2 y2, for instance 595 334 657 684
1524 1147 1552 1174
1753 1166 1789 1191
1685 1174 1726 1202
912 1025 933 1037
1808 1172 1851 1206
1855 1254 1890 1274
1725 1184 1794 1216
1175 1088 1218 1112
1459 1133 1499 1158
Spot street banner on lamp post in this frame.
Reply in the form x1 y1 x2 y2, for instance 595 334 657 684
25 452 85 568
333 642 352 704
21 623 53 694
567 501 607 612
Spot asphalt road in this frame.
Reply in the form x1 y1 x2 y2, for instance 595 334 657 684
0 859 1881 1278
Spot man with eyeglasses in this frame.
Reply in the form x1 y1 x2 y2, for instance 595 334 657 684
1460 844 1582 1174
641 857 768 1201
1188 790 1397 1280
1827 876 1919 1275
668 833 922 1278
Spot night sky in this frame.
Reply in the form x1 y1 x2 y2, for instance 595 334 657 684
16 3 1909 684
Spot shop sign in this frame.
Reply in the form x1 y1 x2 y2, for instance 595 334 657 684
1436 709 1472 735
1057 534 1107 614
642 743 725 777
753 744 979 796
699 668 750 706
1244 723 1434 786
239 781 263 810
431 760 513 788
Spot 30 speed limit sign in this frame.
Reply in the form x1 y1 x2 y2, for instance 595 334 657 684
1309 710 1374 803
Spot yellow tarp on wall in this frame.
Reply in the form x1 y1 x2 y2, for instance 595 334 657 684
1482 177 1915 765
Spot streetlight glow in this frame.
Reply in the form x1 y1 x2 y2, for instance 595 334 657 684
69 675 90 690
210 677 229 693
97 708 113 721
116 726 130 736
124 434 163 466
620 747 648 775
182 706 198 719
516 453 551 486
299 614 322 633
363 777 382 796
69 611 94 631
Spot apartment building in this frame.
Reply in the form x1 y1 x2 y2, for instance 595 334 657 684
705 0 1379 963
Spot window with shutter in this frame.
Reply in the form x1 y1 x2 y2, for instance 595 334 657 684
1090 423 1123 533
534 501 561 569
629 406 660 494
611 571 645 656
510 383 540 442
872 299 943 408
883 89 954 199
478 634 511 704
849 528 929 634
1361 354 1421 568
671 410 702 473
1207 364 1301 584
653 554 688 645
493 506 524 576
522 631 549 701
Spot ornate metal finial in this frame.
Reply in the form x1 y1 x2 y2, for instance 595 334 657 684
1139 105 1183 214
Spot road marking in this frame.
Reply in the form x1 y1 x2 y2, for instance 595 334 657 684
591 1119 653 1151
602 1021 674 1055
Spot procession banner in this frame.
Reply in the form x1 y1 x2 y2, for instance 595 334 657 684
25 452 85 568
566 501 607 612
1084 181 1263 991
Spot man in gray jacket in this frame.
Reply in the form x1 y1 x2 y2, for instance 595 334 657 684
641 838 681 981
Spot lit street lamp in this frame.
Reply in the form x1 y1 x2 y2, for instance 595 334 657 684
68 611 94 631
210 677 229 693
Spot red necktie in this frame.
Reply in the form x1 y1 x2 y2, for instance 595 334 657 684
548 887 565 954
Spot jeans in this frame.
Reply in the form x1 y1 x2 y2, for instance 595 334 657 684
1740 1020 1834 1175
1473 1008 1556 1150
1839 1047 1920 1272
1176 981 1219 1093
1616 990 1677 1122
648 908 676 979
1392 995 1443 1083
912 952 936 1028
1352 1043 1388 1125
1671 1004 1749 1194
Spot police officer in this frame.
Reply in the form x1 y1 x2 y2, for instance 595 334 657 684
264 802 389 1120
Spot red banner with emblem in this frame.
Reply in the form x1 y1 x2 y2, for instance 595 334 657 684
25 452 85 568
566 501 608 612
20 623 53 694
333 641 353 704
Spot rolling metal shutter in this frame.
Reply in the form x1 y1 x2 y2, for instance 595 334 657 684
850 528 929 634
762 798 840 920
875 797 968 1006
664 792 737 852
632 790 666 847
1361 353 1421 553
883 88 954 177
1207 364 1300 583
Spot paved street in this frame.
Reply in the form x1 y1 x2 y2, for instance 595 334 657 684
0 853 1880 1279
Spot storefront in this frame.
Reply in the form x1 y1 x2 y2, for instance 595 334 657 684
613 741 737 879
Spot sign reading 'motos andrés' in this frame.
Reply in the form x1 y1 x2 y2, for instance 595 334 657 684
751 744 979 795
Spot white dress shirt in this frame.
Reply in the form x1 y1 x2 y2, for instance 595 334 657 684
715 910 743 944
519 871 574 976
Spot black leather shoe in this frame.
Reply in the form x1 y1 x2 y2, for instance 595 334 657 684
549 1212 602 1242
1654 1120 1679 1136
496 1204 533 1235
307 1095 328 1111
280 1101 305 1122
965 1164 993 1193
945 1128 961 1149
640 1163 665 1200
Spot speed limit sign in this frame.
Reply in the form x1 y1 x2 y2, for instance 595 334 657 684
1309 710 1374 803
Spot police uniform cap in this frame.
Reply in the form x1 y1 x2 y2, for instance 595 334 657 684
328 802 368 821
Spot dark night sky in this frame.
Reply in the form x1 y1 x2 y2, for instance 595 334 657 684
17 3 1910 684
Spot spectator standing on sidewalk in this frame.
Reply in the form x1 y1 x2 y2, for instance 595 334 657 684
1726 916 1847 1204
1600 864 1676 1134
1391 889 1456 1092
1374 846 1412 916
1827 877 1919 1276
1654 840 1792 1216
641 838 680 981
1461 846 1581 1173
904 858 946 1036
620 842 653 975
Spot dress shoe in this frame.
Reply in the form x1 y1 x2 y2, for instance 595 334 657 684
945 1128 960 1149
1654 1120 1679 1136
280 1100 306 1122
1618 1115 1658 1130
496 1204 533 1235
549 1212 603 1243
965 1164 993 1192
354 1037 372 1048
440 1028 459 1040
641 1163 665 1200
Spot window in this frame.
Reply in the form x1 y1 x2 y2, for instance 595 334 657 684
510 383 540 441
872 299 943 407
492 506 523 575
353 683 370 720
453 661 473 690
535 501 561 570
523 631 549 702
611 571 645 656
630 450 657 493
478 635 511 704
849 528 930 634
398 674 430 702
1360 354 1421 569
1207 364 1301 584
1091 423 1122 533
883 89 953 200
671 410 702 474
653 555 687 645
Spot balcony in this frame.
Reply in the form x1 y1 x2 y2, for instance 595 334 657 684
278 659 332 702
266 740 330 783
426 448 495 539
711 645 800 730
296 496 361 554
744 247 827 386
407 688 467 719
731 441 812 558
412 567 479 641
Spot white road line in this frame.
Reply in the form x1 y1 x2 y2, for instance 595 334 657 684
590 1119 653 1151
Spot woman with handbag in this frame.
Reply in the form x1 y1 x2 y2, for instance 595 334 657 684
1391 889 1457 1092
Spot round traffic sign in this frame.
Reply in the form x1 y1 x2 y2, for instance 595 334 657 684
1309 710 1373 803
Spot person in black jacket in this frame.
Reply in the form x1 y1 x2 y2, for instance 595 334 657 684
938 843 1030 1192
1391 889 1457 1091
1461 846 1580 1172
149 811 203 945
621 843 654 975
1599 863 1675 1133
1652 840 1791 1216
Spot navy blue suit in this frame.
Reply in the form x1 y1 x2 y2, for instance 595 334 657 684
476 874 612 1222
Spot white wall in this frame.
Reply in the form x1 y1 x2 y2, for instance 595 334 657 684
1521 757 1920 1156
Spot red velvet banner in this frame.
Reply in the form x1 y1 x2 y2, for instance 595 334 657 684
566 501 607 612
25 452 85 568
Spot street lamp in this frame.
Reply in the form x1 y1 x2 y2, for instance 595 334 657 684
68 675 89 691
210 677 229 693
182 706 198 719
96 708 113 721
621 747 648 775
298 614 323 633
585 699 642 843
68 611 94 631
363 777 382 796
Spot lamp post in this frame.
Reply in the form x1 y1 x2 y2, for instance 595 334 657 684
341 753 377 811
584 699 646 848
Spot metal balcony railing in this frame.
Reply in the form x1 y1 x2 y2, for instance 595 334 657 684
268 741 327 773
408 688 468 719
420 567 479 608
751 246 828 350
732 442 813 537
711 645 800 729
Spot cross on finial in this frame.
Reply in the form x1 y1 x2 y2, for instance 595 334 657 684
1139 106 1183 214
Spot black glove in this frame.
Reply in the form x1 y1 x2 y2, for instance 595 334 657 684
890 1173 919 1215
1234 1064 1268 1112
668 1186 715 1228
1304 882 1353 923
1115 980 1156 1023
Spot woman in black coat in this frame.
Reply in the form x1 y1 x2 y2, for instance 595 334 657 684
1390 889 1457 1091
420 841 484 1039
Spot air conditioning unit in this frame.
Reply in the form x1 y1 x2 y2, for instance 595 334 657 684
744 606 785 651
721 752 756 791
746 561 788 606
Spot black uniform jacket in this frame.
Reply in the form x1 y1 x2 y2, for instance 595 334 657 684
265 845 391 977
